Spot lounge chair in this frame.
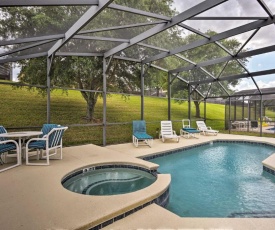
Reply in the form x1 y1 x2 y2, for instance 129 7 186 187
160 121 179 143
26 126 68 166
132 120 153 147
180 119 200 138
196 121 218 136
0 139 20 172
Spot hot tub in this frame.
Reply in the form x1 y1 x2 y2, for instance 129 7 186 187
62 165 157 196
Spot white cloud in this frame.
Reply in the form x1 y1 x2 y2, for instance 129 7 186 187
231 79 275 92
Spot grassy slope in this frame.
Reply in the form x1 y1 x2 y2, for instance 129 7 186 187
0 83 226 145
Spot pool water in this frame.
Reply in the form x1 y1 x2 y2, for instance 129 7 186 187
149 142 275 217
62 167 156 196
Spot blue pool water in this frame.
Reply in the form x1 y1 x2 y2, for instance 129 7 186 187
149 142 275 217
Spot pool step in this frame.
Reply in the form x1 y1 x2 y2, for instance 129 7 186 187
228 211 275 218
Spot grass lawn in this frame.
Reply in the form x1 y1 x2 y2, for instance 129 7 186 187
1 83 226 146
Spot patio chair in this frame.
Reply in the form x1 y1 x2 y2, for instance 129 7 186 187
25 126 68 166
0 139 20 172
196 121 219 136
0 125 13 163
159 121 179 143
180 119 200 138
132 120 153 147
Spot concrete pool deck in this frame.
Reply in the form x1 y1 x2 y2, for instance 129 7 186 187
1 133 275 229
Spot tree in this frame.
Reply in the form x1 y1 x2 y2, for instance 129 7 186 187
0 1 180 121
171 31 247 118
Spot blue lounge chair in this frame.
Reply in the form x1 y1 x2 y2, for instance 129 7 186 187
0 126 20 172
180 119 200 138
132 120 153 147
26 126 68 165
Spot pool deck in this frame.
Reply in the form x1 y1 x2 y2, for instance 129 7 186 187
1 133 275 230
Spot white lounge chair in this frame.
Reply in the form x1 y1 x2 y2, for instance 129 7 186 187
159 121 179 143
196 121 219 136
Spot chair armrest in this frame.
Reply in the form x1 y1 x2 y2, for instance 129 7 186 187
173 130 177 135
207 126 212 130
0 139 19 147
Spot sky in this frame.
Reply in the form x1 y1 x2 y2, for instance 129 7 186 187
172 0 275 91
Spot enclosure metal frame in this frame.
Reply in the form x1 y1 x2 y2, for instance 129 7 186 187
1 0 275 144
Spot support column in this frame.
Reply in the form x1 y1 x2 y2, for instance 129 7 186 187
204 99 206 122
248 100 250 120
242 96 244 119
188 84 191 120
229 97 231 134
254 101 258 120
46 56 53 124
260 95 263 137
141 64 144 120
168 72 171 120
103 58 107 146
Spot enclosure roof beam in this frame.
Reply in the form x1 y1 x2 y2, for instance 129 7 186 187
143 15 275 64
78 21 166 35
104 0 227 58
190 17 268 20
138 43 169 52
190 68 275 85
0 0 99 6
0 52 47 64
176 75 205 99
108 4 171 21
0 21 165 47
235 28 260 55
0 39 57 58
257 0 274 18
200 68 230 96
138 43 197 66
178 23 210 39
212 33 262 95
170 44 275 73
150 64 168 72
227 92 275 98
73 35 129 43
48 0 114 57
113 56 141 63
0 35 64 46
55 52 103 57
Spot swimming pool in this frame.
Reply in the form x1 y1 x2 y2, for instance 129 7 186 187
149 141 275 217
62 165 157 196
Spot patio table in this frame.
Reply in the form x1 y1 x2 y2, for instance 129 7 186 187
0 131 42 164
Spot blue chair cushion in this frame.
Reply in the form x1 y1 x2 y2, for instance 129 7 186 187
0 143 17 154
28 140 46 150
40 124 59 137
133 120 147 134
134 132 153 140
0 126 7 141
182 128 200 133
